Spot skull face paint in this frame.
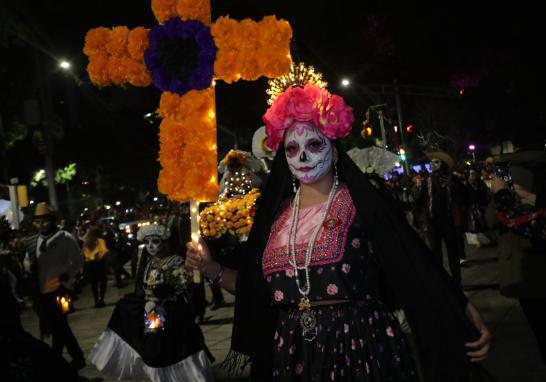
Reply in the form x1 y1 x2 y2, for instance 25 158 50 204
143 236 163 256
284 122 333 184
430 158 443 172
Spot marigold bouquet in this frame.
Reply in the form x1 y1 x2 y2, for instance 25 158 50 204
199 188 260 239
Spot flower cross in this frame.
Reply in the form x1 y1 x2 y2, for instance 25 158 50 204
83 0 292 203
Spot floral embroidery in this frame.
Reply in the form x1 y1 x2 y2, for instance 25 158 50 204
285 269 295 278
274 290 284 302
295 362 304 374
327 283 338 295
341 263 351 274
262 185 356 276
344 323 349 333
386 326 394 337
351 238 360 248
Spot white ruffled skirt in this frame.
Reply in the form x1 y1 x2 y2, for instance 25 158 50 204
89 329 214 382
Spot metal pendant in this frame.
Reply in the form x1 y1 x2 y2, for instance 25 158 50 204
300 308 317 341
298 296 311 311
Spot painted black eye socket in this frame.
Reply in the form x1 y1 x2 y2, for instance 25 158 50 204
309 140 322 148
285 144 298 153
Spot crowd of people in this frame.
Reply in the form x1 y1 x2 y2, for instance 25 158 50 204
1 83 545 382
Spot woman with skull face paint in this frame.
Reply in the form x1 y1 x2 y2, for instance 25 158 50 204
88 224 213 382
186 84 491 381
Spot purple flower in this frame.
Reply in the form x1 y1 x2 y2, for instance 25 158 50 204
144 18 217 95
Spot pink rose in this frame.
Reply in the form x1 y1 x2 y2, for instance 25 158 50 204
295 363 304 374
286 87 319 122
351 238 361 249
341 264 351 274
274 290 284 302
318 95 354 139
285 269 295 278
326 283 338 296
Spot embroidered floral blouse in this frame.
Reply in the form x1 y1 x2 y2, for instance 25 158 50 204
262 184 382 305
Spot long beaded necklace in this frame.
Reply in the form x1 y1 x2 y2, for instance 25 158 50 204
287 176 338 337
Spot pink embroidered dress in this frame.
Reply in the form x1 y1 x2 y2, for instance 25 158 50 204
262 185 416 381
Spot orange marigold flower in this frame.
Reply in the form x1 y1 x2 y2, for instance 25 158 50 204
211 16 239 50
125 59 152 87
214 50 240 83
106 26 129 57
151 0 178 23
176 0 211 25
84 27 110 57
127 27 149 60
107 56 128 85
87 54 110 86
238 19 259 50
257 16 292 47
238 51 261 81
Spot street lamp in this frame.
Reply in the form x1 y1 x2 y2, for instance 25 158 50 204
341 78 350 87
59 60 71 70
468 144 476 162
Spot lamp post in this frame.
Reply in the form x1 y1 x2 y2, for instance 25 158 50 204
468 144 476 162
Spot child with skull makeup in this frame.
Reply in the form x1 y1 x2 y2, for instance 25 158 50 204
88 224 213 382
186 84 491 381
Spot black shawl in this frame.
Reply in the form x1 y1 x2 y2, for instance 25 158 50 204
229 144 480 382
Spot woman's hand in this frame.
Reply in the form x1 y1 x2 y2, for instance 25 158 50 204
185 238 217 279
464 302 492 362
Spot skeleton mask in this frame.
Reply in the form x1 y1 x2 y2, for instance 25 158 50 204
284 122 333 184
143 235 163 256
430 158 443 173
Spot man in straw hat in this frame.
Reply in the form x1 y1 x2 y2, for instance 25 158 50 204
23 202 86 371
412 150 466 284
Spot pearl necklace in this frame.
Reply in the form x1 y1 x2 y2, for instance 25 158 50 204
287 177 338 309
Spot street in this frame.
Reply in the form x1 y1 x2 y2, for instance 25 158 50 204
19 244 546 382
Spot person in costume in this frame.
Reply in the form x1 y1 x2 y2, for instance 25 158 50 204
186 84 491 381
88 224 213 382
23 202 86 371
412 151 467 284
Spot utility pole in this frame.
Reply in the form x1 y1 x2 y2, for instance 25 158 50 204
32 52 58 210
393 79 410 174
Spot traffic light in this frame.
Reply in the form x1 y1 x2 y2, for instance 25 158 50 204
406 124 414 133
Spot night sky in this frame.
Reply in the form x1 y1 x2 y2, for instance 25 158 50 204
1 0 545 202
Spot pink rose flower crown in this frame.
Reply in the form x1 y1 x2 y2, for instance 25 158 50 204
263 83 355 151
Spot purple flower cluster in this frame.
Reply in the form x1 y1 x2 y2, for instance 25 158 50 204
145 18 217 95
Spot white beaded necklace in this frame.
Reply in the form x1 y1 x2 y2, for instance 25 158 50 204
287 176 338 308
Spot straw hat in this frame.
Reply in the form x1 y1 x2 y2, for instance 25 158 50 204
425 151 455 169
34 202 54 217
